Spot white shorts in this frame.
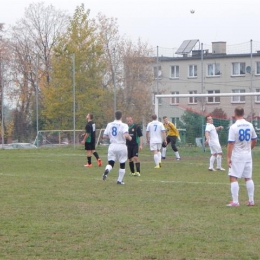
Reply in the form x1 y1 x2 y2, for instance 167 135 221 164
228 160 252 179
107 143 127 163
210 144 222 154
150 143 162 151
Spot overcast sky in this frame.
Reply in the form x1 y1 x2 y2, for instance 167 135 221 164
1 0 260 50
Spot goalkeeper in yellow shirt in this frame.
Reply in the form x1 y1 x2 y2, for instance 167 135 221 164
162 116 181 160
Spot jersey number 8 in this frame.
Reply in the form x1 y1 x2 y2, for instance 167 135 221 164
112 126 118 136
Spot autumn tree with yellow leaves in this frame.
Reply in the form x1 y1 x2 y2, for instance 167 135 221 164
42 4 108 130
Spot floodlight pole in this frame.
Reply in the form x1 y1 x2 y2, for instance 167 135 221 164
1 59 4 148
200 43 206 151
250 39 253 122
35 54 39 147
200 42 205 112
156 46 159 94
71 53 76 149
113 48 117 114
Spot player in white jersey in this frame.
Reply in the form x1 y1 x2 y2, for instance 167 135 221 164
205 115 225 171
146 114 167 168
102 110 132 185
226 106 257 207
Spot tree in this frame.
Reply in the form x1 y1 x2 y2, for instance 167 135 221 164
179 109 204 145
0 23 14 143
8 2 69 141
119 38 154 123
96 13 124 123
97 14 154 125
42 4 106 130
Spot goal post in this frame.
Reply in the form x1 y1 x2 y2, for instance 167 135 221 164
34 129 105 147
155 92 260 117
155 92 260 148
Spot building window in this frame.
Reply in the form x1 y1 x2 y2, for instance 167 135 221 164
232 62 245 76
188 65 197 77
170 65 179 78
256 62 260 75
255 89 260 103
171 91 179 104
207 63 220 76
171 117 180 127
231 89 245 103
188 90 197 104
153 66 162 79
207 90 220 103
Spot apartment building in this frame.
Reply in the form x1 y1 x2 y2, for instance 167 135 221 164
153 40 260 125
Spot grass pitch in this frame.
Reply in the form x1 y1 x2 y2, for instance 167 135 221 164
1 145 260 260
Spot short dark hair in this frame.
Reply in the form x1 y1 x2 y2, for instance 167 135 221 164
115 110 122 120
235 106 244 117
163 116 167 119
88 113 93 120
152 114 157 120
205 115 211 121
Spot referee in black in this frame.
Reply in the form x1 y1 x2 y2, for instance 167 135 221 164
126 116 143 176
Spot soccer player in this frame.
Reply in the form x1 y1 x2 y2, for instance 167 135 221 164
81 113 102 167
226 106 257 207
102 110 132 185
161 116 181 160
146 114 167 168
205 115 225 171
126 116 143 176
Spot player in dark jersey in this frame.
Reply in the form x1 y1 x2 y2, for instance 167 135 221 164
81 113 102 167
126 116 143 176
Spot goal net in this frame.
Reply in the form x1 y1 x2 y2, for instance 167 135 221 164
155 92 260 148
35 129 105 147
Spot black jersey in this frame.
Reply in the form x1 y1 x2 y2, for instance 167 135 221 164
126 124 142 146
85 121 96 144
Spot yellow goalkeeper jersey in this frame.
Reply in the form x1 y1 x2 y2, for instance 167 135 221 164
163 122 180 137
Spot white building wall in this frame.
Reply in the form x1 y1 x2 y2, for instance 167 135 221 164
154 52 260 120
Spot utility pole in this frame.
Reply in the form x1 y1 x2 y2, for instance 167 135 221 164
1 58 4 148
35 54 39 147
71 53 76 149
250 39 253 122
200 43 205 152
113 48 116 114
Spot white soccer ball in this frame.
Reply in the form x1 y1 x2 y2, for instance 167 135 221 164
190 9 195 14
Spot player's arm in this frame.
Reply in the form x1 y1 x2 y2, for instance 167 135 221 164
227 142 234 168
81 132 89 144
169 122 177 131
102 125 110 140
81 124 91 144
124 132 132 141
162 131 167 145
251 138 257 149
168 122 175 131
137 126 143 150
139 136 143 150
169 122 180 138
205 131 210 145
216 126 223 131
146 131 150 143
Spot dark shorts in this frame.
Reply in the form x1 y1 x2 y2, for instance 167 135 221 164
162 135 177 147
167 135 177 145
85 142 95 151
127 144 139 159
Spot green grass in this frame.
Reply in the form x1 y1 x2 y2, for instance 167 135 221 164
1 145 260 260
